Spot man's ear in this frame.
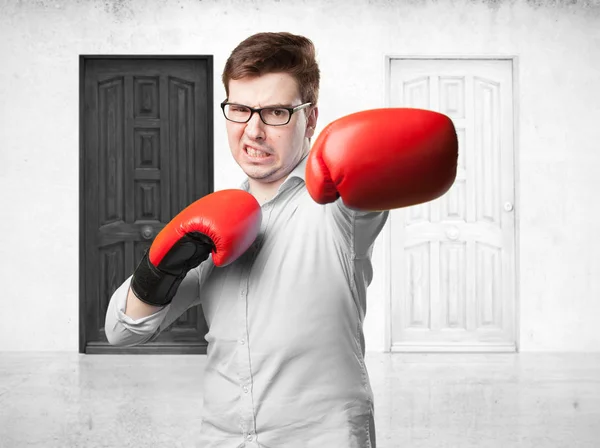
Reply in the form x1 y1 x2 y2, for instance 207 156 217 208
306 106 319 139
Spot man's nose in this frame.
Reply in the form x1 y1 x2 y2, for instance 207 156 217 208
244 112 266 140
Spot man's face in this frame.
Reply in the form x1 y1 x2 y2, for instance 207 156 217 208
225 72 317 185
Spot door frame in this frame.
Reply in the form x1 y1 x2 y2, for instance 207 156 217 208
382 54 521 353
78 55 214 354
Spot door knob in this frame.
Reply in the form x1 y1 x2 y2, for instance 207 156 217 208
141 225 154 240
446 226 459 240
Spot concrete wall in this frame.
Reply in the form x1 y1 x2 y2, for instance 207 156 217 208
1 0 599 351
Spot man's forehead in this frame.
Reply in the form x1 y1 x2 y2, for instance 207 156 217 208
227 73 301 106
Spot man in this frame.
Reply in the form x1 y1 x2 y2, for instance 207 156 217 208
105 32 457 447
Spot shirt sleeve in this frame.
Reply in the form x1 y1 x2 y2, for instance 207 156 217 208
104 261 212 347
327 198 389 260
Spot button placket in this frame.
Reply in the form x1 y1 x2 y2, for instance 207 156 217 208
236 199 275 444
237 261 256 439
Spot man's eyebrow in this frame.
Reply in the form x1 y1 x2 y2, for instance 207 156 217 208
263 103 293 108
227 101 293 108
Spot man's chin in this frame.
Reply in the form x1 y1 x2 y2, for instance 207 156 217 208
243 166 279 183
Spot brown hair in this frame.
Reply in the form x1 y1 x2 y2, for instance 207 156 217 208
222 32 320 107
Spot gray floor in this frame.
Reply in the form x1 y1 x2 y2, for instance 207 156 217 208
1 352 599 447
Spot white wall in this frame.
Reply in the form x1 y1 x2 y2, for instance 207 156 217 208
1 0 599 352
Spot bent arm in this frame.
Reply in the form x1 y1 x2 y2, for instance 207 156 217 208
125 287 164 320
104 263 208 347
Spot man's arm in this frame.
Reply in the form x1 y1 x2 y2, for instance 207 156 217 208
327 199 389 259
307 108 457 257
307 108 456 329
104 275 168 348
125 287 163 320
105 264 214 347
103 189 262 347
326 198 388 303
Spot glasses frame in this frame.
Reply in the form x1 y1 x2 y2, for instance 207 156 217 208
220 100 312 126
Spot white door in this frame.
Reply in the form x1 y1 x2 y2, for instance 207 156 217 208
387 58 517 352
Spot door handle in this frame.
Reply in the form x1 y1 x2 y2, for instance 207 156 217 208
141 225 154 240
446 226 459 240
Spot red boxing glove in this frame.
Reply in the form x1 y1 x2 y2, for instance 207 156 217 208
131 189 261 306
306 108 458 211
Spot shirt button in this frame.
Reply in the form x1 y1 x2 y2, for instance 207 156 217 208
239 338 245 345
243 386 249 393
247 434 254 441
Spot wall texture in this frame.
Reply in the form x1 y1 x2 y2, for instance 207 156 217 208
1 0 599 351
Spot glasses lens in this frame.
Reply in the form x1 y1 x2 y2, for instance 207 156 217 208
224 104 251 122
261 108 291 125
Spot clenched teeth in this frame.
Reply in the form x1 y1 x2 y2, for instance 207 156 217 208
245 146 269 158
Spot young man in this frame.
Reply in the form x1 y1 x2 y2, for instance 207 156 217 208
105 32 457 447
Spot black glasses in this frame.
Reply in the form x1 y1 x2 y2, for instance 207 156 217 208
220 100 312 126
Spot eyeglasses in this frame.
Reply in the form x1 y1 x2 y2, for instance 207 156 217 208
220 100 312 126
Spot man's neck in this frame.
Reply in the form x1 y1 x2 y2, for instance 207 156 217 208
247 148 309 205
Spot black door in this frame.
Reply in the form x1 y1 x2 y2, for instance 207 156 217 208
80 56 213 354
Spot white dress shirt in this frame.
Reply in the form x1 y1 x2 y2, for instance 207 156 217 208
105 154 389 447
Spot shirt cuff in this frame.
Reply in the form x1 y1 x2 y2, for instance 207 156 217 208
113 276 171 335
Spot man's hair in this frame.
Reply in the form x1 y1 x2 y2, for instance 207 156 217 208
222 32 320 107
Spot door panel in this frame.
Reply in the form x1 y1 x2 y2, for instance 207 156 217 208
388 59 516 352
80 57 213 354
